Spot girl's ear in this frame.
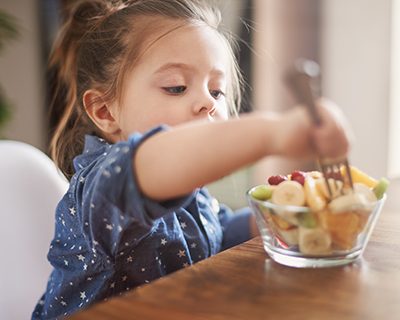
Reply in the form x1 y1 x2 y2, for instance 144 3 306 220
83 90 121 135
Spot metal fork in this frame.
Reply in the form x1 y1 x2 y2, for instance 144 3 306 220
285 59 353 199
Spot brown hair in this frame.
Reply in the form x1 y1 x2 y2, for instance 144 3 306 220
49 0 243 180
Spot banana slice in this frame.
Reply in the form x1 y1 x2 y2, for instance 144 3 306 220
304 177 327 211
308 171 323 179
277 209 301 226
271 180 306 206
271 213 295 229
353 183 377 202
299 227 332 255
315 177 343 199
328 192 373 213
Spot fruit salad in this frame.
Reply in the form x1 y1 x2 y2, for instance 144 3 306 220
249 166 388 256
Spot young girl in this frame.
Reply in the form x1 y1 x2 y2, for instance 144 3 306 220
33 0 350 319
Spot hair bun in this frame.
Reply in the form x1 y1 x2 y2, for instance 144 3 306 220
50 0 116 74
67 0 111 30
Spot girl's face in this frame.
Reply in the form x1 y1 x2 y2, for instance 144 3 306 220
113 21 230 140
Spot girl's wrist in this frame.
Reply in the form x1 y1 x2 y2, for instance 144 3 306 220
258 112 284 156
266 107 313 158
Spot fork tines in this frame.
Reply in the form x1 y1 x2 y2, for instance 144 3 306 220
318 157 354 199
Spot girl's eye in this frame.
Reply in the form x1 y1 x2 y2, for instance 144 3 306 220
210 90 225 100
162 86 187 95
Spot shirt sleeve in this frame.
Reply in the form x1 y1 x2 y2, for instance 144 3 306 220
218 204 253 251
77 126 194 256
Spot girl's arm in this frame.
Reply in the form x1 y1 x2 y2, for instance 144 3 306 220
134 103 349 201
134 112 280 200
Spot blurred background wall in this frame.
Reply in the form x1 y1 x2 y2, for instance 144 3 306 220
320 0 391 179
0 0 398 209
0 0 45 149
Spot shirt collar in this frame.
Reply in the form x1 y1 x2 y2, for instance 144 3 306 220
73 135 111 172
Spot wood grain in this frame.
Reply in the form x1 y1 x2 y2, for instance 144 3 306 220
71 209 400 320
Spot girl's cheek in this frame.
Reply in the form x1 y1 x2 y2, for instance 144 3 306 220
216 103 229 120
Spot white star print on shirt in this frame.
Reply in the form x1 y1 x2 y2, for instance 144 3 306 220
80 291 86 300
69 207 76 216
180 222 187 229
177 250 186 258
161 238 167 245
122 146 129 153
77 254 85 261
106 224 113 230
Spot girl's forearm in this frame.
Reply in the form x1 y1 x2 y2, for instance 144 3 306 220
134 113 281 201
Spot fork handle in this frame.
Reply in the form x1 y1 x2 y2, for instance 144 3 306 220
285 59 322 126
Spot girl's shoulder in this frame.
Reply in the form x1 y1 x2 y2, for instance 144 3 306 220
73 126 168 175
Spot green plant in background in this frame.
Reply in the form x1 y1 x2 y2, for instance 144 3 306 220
0 10 19 133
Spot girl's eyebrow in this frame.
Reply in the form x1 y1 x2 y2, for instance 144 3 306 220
154 62 226 77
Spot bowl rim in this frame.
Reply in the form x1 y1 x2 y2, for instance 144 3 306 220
247 185 386 213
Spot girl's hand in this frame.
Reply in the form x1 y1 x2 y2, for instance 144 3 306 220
274 98 352 159
311 98 352 158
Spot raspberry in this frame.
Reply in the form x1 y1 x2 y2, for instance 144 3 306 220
291 170 306 185
267 175 287 185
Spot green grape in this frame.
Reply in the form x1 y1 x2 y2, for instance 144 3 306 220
298 211 317 228
251 185 273 201
373 178 389 200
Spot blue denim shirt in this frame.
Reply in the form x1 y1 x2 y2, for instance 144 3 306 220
32 126 251 319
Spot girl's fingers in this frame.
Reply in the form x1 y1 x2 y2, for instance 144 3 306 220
312 99 353 158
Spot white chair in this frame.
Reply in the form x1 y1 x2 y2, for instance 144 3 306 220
0 140 68 320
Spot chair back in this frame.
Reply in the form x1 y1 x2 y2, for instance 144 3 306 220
0 140 68 320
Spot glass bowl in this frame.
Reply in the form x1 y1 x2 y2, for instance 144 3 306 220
247 186 387 268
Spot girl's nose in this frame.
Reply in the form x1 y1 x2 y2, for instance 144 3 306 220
192 91 215 116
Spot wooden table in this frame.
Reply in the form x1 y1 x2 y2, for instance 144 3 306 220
71 209 400 320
